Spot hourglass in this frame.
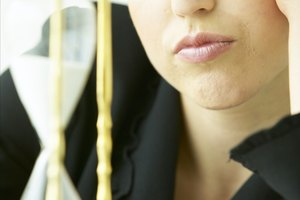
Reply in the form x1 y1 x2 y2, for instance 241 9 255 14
2 0 116 198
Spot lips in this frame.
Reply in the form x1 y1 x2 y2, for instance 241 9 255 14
174 33 235 63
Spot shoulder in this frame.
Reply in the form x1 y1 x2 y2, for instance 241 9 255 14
231 114 300 199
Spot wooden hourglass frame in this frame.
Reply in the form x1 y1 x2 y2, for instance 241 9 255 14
47 0 113 199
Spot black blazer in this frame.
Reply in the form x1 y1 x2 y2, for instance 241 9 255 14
1 4 300 200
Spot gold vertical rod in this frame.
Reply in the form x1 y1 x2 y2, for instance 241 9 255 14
96 0 113 200
46 0 65 199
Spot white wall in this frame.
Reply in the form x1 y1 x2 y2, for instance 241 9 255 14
0 0 128 74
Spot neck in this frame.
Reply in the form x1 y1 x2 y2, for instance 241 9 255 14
176 68 290 199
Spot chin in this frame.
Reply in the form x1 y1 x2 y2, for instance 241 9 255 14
190 87 257 111
199 100 247 111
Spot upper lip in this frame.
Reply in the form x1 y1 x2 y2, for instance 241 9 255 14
174 32 235 53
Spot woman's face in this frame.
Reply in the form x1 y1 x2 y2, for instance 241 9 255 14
128 0 289 109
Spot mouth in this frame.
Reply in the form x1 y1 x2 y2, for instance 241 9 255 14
174 32 236 63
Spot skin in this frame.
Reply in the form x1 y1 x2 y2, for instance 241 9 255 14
276 0 300 114
128 0 289 110
128 0 300 199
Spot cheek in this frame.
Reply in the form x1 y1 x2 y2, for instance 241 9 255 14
128 1 172 68
241 1 289 74
237 0 288 49
128 1 167 45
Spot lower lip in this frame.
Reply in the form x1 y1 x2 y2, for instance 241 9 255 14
176 41 234 63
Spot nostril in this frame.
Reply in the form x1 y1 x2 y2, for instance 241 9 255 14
196 8 211 14
171 1 216 17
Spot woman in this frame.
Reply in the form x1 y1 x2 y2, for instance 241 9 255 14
0 0 299 199
127 0 300 199
127 0 300 198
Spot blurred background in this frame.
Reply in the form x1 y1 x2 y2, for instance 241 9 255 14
0 0 128 74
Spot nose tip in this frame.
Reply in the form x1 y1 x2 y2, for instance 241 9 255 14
172 0 216 17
